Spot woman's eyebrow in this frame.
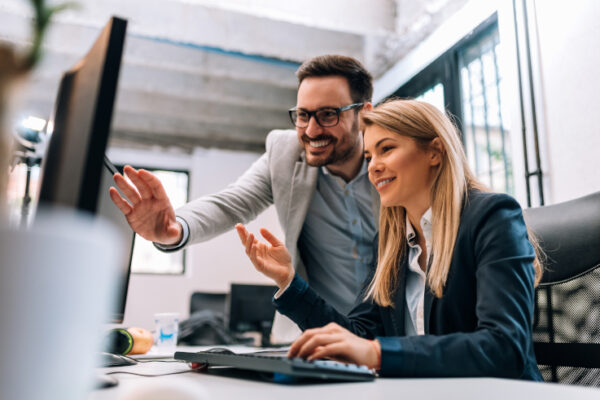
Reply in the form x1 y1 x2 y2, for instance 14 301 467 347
374 137 395 148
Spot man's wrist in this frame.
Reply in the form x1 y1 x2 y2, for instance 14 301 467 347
153 217 189 252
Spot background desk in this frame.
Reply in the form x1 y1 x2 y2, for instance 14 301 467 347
90 358 600 400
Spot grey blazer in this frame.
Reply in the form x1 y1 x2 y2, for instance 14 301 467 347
177 129 379 280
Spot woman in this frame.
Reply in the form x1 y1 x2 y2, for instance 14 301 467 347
235 99 543 380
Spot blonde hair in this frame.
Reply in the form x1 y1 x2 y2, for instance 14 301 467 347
362 99 542 305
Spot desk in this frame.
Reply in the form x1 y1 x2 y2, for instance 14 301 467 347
90 356 600 400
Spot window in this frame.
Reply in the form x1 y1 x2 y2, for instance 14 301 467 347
125 167 190 275
416 82 445 113
393 14 514 194
459 26 513 194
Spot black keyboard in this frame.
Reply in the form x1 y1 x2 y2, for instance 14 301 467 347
174 349 376 382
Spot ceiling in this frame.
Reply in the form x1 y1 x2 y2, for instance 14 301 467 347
0 0 466 153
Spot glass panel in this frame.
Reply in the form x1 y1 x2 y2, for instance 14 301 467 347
129 169 189 274
459 25 514 194
415 82 445 113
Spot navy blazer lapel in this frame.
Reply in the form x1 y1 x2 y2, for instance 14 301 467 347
424 286 435 333
389 253 408 336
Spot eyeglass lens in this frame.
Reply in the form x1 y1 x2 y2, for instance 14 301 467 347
292 108 339 127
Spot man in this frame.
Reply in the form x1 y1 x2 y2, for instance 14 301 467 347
109 55 379 341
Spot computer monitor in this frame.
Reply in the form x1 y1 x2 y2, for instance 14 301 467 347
228 284 278 347
38 16 126 213
36 17 132 323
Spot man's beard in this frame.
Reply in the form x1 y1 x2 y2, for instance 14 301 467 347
302 120 361 167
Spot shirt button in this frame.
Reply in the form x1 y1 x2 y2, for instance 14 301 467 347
352 247 358 259
352 219 357 225
344 189 350 195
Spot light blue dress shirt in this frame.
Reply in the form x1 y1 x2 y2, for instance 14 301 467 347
297 160 377 314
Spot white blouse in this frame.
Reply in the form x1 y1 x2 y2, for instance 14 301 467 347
404 208 432 336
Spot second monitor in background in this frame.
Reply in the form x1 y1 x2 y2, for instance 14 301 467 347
228 284 278 347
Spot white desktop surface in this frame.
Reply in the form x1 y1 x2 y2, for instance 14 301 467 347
90 347 600 400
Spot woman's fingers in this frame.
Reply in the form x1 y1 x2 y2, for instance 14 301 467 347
307 342 349 362
245 232 254 256
296 332 341 359
259 228 283 246
289 325 332 358
289 324 345 358
235 224 248 245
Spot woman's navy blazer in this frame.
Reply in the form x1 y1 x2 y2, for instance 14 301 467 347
275 190 543 380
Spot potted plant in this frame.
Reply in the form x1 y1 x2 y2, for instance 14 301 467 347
0 0 75 215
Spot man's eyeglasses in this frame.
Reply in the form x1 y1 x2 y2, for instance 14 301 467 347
288 103 364 128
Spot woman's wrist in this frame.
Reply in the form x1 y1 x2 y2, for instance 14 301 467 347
369 339 381 370
278 269 295 289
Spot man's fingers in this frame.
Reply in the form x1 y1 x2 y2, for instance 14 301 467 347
109 187 133 215
259 228 283 246
124 166 153 199
113 173 142 205
138 169 170 201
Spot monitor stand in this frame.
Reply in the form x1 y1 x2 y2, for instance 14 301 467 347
259 321 272 348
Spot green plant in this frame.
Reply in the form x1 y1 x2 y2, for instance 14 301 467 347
26 0 78 70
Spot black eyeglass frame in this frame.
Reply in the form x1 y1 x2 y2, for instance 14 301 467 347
288 102 364 128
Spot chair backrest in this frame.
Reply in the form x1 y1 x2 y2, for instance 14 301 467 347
189 292 227 315
523 191 600 386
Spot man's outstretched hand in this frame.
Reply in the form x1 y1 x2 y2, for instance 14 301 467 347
109 165 182 245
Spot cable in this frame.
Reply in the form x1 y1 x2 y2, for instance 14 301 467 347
105 364 205 378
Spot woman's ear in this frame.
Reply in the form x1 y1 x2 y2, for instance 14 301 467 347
429 138 444 166
362 102 373 112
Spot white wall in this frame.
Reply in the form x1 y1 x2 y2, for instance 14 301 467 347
107 146 282 329
530 0 600 203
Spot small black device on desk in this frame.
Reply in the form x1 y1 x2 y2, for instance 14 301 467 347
175 349 376 383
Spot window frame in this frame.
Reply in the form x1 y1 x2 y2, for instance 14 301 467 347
115 163 190 275
391 13 500 142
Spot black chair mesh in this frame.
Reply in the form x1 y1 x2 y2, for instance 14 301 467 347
533 267 600 386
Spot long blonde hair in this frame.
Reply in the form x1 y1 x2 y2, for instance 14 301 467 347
362 99 542 305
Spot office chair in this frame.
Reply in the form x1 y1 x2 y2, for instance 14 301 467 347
189 292 227 315
523 191 600 386
178 292 231 345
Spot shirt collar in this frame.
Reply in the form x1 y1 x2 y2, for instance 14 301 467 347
406 208 433 246
320 159 369 186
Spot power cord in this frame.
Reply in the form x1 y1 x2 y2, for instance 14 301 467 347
105 362 206 378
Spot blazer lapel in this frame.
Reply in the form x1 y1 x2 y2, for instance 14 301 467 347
284 160 318 280
424 286 435 333
389 253 408 336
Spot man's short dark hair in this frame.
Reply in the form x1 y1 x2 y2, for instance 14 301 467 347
296 55 373 103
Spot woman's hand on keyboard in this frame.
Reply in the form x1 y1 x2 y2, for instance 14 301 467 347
288 322 381 370
235 224 294 290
